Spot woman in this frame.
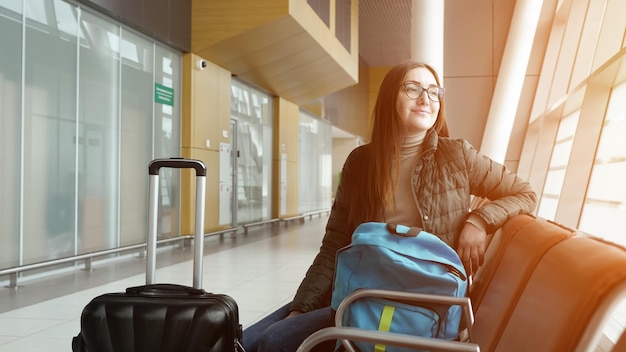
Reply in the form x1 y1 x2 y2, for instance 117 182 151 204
243 60 537 352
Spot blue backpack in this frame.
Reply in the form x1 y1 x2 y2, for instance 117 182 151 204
331 222 468 351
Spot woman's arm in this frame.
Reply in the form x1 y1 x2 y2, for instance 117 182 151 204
463 139 537 233
457 140 537 273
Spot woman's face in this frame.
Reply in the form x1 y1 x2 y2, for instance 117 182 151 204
396 67 440 136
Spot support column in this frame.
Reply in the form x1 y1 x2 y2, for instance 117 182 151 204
479 0 544 163
410 0 444 78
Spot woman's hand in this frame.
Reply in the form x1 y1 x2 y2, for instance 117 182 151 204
456 222 487 275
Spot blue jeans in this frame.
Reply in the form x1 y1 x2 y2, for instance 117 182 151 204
242 303 335 352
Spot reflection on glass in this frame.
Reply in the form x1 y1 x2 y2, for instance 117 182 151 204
298 111 332 214
120 29 153 246
0 2 24 268
0 0 182 270
1 0 22 16
25 0 47 25
154 47 182 238
231 80 273 224
22 0 79 264
77 10 120 254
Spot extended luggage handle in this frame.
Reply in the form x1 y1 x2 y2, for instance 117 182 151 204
147 157 207 289
334 289 476 352
149 157 207 176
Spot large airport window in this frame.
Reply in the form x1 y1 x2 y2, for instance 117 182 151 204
536 111 579 220
231 79 273 225
579 80 626 247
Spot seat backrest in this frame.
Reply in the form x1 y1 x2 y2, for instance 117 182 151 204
469 214 533 308
493 236 626 352
469 214 575 351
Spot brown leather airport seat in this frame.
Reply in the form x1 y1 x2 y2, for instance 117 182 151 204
470 214 533 308
469 214 575 351
492 235 626 351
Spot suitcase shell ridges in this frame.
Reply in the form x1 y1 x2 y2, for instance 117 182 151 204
80 291 241 352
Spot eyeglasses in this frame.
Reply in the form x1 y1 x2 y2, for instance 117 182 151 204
402 82 445 102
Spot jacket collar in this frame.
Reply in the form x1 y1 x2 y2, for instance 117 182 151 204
423 128 439 154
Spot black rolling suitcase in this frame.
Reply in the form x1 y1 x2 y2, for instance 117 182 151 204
72 158 245 352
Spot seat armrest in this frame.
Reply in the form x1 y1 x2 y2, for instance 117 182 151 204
334 288 475 352
296 327 480 352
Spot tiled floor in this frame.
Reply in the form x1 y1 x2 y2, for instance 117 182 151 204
0 216 328 352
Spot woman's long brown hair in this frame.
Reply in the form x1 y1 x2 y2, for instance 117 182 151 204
362 60 449 221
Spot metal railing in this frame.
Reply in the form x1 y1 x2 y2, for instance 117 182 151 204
242 218 280 234
302 209 331 219
0 228 238 289
279 209 331 225
242 209 330 233
2 210 331 289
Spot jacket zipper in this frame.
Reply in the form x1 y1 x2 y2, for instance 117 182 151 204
411 148 433 231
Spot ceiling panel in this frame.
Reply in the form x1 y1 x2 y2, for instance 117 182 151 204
358 0 412 67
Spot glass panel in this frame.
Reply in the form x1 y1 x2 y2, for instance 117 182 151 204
54 0 79 37
119 29 154 246
237 121 262 221
1 0 22 14
231 80 273 224
536 197 558 220
335 0 351 51
262 124 273 214
556 110 579 140
536 110 580 221
22 0 79 264
579 81 626 246
542 168 566 195
24 0 47 26
77 10 120 253
298 111 332 213
308 0 330 27
0 1 23 268
549 139 574 168
258 90 273 220
154 45 182 238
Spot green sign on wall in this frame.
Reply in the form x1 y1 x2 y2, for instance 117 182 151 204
155 83 174 106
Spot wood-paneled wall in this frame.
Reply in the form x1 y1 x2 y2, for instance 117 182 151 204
273 97 300 218
181 53 232 234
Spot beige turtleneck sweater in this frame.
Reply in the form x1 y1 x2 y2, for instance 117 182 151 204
386 132 426 228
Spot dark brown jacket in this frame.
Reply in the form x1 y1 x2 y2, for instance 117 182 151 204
289 130 537 313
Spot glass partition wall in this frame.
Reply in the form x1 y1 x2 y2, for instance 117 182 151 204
0 1 181 270
231 79 274 225
299 111 332 214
